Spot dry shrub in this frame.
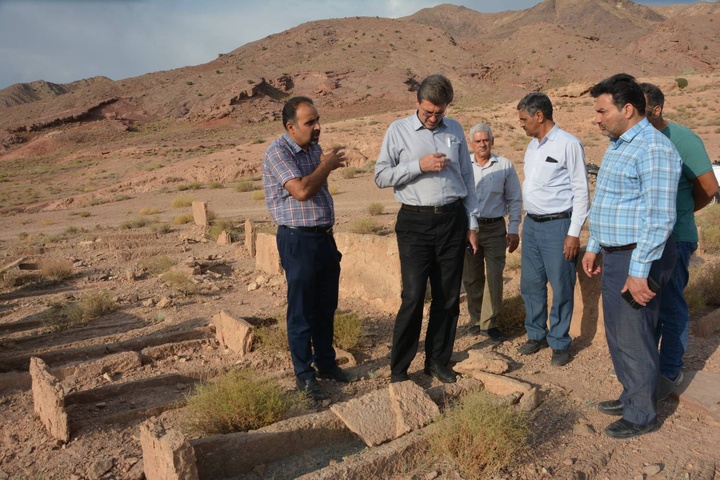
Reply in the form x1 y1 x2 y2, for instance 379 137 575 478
235 180 256 192
368 202 384 216
427 390 529 479
171 195 195 208
685 262 720 311
328 185 340 195
254 314 289 352
697 204 720 253
151 223 172 234
251 191 265 201
505 249 521 271
497 294 526 336
139 207 160 215
348 217 383 234
161 269 198 295
139 256 176 276
183 369 305 436
42 291 117 331
334 311 362 350
120 217 153 229
173 213 194 225
207 217 240 241
38 257 74 282
340 167 357 179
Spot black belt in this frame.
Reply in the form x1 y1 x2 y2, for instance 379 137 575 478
527 212 571 222
401 199 461 214
601 243 637 253
477 217 504 225
282 225 334 235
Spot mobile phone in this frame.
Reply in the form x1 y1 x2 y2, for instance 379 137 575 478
621 276 661 309
466 242 474 254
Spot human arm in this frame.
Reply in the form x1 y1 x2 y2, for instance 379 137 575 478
374 121 425 189
581 251 601 277
284 146 345 201
565 141 590 238
691 170 719 211
504 160 522 253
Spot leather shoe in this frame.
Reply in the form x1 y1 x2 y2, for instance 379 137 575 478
390 373 410 383
518 338 548 355
423 363 457 383
551 349 570 366
597 399 624 416
604 418 659 439
296 377 328 400
315 365 358 383
473 326 507 342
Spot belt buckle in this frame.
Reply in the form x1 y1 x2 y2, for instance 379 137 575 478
433 205 442 214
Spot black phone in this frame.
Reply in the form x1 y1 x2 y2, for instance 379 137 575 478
466 242 474 254
621 276 661 309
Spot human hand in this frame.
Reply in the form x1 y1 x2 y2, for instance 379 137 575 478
581 251 601 277
419 152 449 173
466 230 478 255
321 146 346 170
563 235 580 260
622 276 655 307
507 233 519 253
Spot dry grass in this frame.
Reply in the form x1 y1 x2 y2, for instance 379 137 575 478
183 369 306 436
697 204 720 253
173 213 194 225
340 167 357 179
139 207 160 215
427 390 529 479
333 311 362 350
348 217 383 234
207 217 240 241
685 262 720 311
138 256 176 276
497 294 526 336
38 257 74 282
120 217 154 229
328 185 340 195
235 180 257 192
251 191 265 201
161 269 199 295
368 202 385 216
171 194 195 208
42 291 118 331
254 314 289 352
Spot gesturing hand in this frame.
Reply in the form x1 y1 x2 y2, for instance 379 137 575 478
419 152 449 173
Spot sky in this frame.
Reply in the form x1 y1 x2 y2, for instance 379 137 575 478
0 0 710 90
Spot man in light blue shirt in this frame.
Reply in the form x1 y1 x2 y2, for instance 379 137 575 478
582 73 681 440
462 123 522 342
516 93 589 367
375 74 477 384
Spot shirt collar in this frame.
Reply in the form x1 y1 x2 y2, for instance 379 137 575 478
611 117 649 148
538 124 559 146
282 133 311 154
412 111 445 131
472 153 497 166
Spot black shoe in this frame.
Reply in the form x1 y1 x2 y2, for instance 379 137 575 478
604 418 659 439
315 365 358 383
597 399 624 416
551 349 570 366
468 324 483 335
483 327 508 342
390 373 410 383
423 363 457 383
656 371 684 402
518 338 549 355
296 377 329 400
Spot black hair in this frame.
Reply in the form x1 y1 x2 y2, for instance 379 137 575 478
516 92 553 121
282 96 314 130
639 82 665 109
590 73 646 113
417 74 454 105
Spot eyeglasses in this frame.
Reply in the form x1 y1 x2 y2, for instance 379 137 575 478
419 107 445 120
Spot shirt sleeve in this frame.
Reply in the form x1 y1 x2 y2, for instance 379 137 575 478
374 123 423 189
566 141 590 238
505 162 523 234
265 142 301 188
629 144 681 277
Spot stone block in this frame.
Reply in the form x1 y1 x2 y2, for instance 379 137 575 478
212 310 254 356
389 380 440 437
465 371 540 411
453 349 510 375
191 201 208 227
140 418 199 480
244 219 256 257
29 357 70 443
676 370 720 427
216 231 231 245
331 388 395 446
255 233 282 275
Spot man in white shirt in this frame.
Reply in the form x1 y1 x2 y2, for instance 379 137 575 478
463 123 522 342
516 93 590 366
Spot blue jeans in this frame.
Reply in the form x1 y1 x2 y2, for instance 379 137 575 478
277 226 341 380
602 240 677 425
656 241 697 379
520 216 577 351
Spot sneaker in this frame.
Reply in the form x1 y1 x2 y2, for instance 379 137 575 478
656 371 684 402
518 338 549 355
551 349 570 366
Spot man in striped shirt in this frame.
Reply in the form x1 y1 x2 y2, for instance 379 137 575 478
582 74 682 439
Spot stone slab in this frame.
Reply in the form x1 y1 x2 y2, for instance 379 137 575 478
244 219 256 257
212 310 253 356
255 232 283 275
676 370 720 427
191 201 208 227
453 349 511 375
389 380 440 437
29 357 70 443
140 418 199 480
331 388 395 447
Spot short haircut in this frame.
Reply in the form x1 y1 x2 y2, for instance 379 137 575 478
417 74 454 105
590 73 646 113
639 82 665 109
282 96 314 130
469 123 493 139
516 92 553 121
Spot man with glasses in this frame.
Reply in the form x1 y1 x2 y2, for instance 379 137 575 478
375 74 478 384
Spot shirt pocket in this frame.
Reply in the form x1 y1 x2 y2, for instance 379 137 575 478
532 158 563 187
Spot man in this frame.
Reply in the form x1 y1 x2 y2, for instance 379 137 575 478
375 74 478 384
462 123 522 342
516 92 589 366
582 73 681 439
262 96 356 401
640 82 719 401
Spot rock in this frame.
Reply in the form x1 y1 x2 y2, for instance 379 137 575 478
572 422 595 436
156 297 173 309
248 282 259 291
454 349 511 375
142 298 155 307
643 463 663 476
87 458 114 479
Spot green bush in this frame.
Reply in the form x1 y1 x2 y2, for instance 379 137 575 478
334 312 362 350
675 77 688 89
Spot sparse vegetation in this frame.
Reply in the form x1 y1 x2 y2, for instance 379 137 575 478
333 311 362 350
328 185 340 195
235 180 256 192
173 213 194 225
496 294 526 335
348 217 383 235
42 291 118 331
675 77 689 89
39 257 75 282
368 202 384 216
120 217 154 229
183 369 305 436
685 263 720 311
139 207 160 215
138 255 176 276
161 269 198 295
251 191 265 201
427 390 529 479
207 217 240 241
171 195 195 208
340 167 358 179
178 181 203 191
254 314 288 352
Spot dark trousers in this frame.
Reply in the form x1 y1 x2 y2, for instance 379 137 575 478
391 203 467 376
277 226 341 381
602 239 676 425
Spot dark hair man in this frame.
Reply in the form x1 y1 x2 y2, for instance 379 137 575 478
262 96 357 400
375 74 478 384
582 73 681 439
